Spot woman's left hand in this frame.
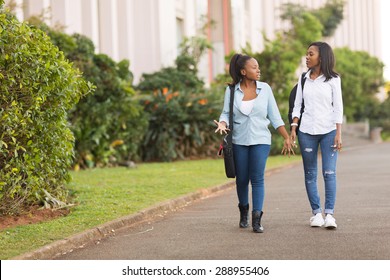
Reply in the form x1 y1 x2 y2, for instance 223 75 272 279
281 137 295 157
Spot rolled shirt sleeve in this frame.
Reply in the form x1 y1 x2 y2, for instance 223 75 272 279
266 84 285 129
219 86 231 127
292 74 304 120
332 76 343 124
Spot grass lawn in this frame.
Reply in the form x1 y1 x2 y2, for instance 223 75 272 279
0 156 300 259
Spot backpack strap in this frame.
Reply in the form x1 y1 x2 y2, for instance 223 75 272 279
300 72 307 113
301 72 307 99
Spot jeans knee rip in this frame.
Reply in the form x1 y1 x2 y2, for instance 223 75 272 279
324 170 335 175
304 148 313 152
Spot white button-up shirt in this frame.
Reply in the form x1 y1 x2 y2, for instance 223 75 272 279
292 70 343 135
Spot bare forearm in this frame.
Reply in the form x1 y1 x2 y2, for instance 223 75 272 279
336 123 342 135
277 126 289 139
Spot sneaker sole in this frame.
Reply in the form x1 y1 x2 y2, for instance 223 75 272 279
324 225 337 229
310 224 324 227
310 221 325 227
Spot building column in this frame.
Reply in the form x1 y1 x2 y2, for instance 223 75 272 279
51 0 82 34
130 0 161 84
81 0 99 50
247 0 263 53
157 0 177 67
208 0 232 79
23 0 50 23
182 0 196 37
97 0 119 60
116 0 133 62
4 0 24 21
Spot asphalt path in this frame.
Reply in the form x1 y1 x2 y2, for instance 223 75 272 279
55 141 390 260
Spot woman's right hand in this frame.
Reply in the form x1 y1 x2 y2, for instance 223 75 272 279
213 120 229 135
290 129 297 148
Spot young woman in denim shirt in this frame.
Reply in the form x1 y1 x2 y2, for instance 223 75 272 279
290 42 343 229
214 54 294 233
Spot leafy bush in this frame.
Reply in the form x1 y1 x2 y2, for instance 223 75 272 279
334 48 384 121
38 25 148 167
281 0 344 38
137 64 204 94
0 11 93 214
137 35 219 161
69 54 148 167
140 88 221 162
368 94 390 137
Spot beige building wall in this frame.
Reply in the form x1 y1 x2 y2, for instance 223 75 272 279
4 0 383 85
243 0 382 58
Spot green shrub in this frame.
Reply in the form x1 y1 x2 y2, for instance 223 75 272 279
137 35 219 161
334 48 384 121
137 65 204 93
0 11 93 214
69 54 148 167
140 88 221 161
38 24 148 167
369 95 390 137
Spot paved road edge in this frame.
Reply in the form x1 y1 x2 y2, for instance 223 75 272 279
11 162 300 260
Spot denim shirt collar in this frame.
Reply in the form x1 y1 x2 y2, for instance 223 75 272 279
235 80 263 95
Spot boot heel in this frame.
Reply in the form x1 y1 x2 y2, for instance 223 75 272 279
252 210 264 233
238 204 249 228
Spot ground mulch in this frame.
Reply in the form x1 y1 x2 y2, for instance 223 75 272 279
0 206 70 231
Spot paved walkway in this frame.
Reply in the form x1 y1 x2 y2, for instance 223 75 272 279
52 141 390 260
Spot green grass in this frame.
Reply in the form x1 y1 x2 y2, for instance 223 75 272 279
381 131 390 141
0 156 300 259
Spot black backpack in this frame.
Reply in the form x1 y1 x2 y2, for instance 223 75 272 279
288 72 307 131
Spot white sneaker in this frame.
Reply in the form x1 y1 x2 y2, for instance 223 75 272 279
310 213 325 227
324 214 337 229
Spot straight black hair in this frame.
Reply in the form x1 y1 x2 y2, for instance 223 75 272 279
228 54 253 86
309 41 339 82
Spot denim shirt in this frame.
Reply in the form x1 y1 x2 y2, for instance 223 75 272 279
219 81 285 145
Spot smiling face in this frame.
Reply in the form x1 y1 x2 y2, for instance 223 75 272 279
306 45 321 69
241 58 261 81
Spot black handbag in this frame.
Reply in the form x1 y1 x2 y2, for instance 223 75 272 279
219 85 236 178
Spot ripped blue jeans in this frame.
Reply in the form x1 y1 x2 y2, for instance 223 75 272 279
298 130 338 215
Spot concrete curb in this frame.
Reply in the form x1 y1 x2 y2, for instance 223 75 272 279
11 141 374 260
11 180 237 260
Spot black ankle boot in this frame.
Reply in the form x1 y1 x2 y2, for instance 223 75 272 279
238 204 249 228
252 210 264 233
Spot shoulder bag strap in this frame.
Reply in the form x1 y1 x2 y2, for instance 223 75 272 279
227 85 234 143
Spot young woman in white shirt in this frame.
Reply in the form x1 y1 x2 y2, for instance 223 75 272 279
290 42 343 229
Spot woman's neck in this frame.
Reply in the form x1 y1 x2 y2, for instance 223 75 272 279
240 78 256 89
310 67 322 79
